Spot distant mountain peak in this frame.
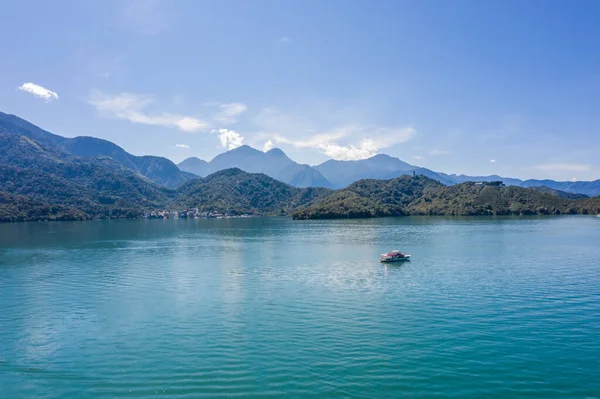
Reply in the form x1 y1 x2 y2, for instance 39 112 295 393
180 156 207 164
178 157 208 177
369 153 394 160
266 147 293 161
232 144 260 153
266 147 286 156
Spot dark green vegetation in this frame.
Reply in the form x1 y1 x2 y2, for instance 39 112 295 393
530 186 589 200
292 175 440 219
0 133 173 221
177 168 331 215
0 191 88 222
0 130 330 221
293 177 600 219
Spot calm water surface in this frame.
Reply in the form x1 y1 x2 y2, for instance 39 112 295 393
1 216 599 398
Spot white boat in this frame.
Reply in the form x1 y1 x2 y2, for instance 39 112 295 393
380 250 411 263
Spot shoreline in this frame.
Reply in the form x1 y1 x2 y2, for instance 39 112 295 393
2 213 597 225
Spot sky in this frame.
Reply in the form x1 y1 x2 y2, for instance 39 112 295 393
1 0 599 181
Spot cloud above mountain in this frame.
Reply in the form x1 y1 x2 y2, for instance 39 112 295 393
213 128 244 150
17 83 59 102
267 127 415 161
254 107 415 160
213 102 247 124
88 91 208 132
263 140 274 152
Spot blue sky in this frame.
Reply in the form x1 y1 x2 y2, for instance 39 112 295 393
1 0 599 181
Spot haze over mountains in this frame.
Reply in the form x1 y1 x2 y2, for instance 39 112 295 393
2 111 600 197
180 149 600 197
179 146 332 188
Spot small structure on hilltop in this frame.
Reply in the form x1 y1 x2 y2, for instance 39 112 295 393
474 181 505 187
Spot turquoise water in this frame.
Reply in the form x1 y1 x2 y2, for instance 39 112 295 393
1 216 599 398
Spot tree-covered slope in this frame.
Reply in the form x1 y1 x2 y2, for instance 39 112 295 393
577 196 600 215
0 191 89 222
175 168 331 215
293 175 443 219
293 177 600 219
529 186 589 200
405 183 579 216
0 133 174 221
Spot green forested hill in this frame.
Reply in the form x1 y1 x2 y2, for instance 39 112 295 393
0 191 89 222
529 186 589 200
293 178 600 219
578 197 600 215
0 132 332 220
176 168 331 215
0 133 175 221
292 175 441 219
405 183 579 216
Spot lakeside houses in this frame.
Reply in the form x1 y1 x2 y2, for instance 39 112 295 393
144 209 253 219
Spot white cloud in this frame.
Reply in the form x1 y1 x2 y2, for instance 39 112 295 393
213 128 244 150
429 149 450 156
412 156 423 160
174 144 190 149
490 159 497 163
571 177 577 182
263 140 274 152
255 107 416 160
88 91 208 132
17 83 59 102
266 126 415 161
534 163 591 172
278 36 291 44
213 102 247 124
318 139 379 160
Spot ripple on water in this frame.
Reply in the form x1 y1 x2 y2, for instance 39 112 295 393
0 216 599 398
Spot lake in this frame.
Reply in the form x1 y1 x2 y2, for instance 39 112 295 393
1 216 599 398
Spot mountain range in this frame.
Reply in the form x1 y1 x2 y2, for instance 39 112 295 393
179 144 600 197
179 151 600 196
0 111 194 188
179 146 332 188
2 111 600 197
1 113 599 222
0 131 329 221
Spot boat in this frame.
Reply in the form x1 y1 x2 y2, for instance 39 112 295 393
380 250 411 263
